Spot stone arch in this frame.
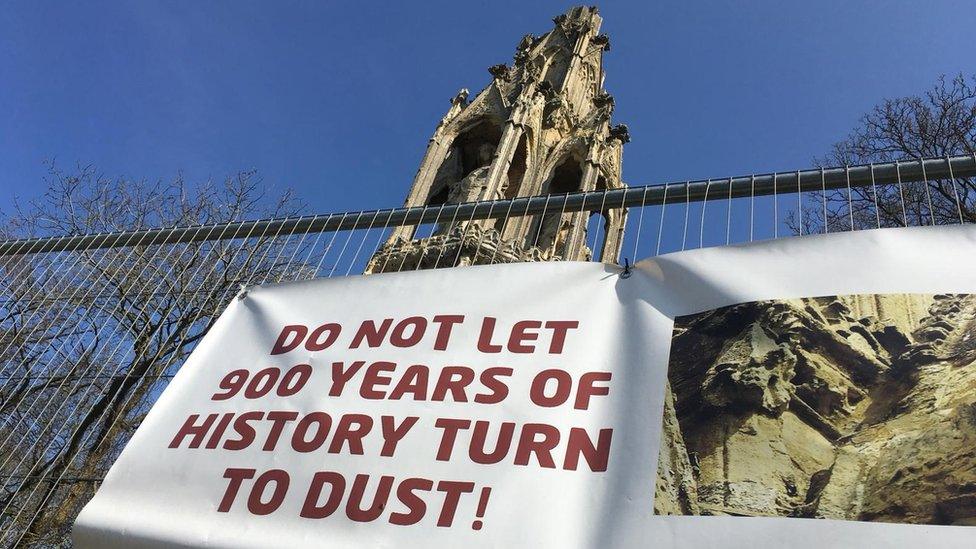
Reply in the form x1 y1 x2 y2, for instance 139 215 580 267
543 46 571 89
426 118 503 205
531 151 585 254
492 130 534 235
504 130 532 199
587 175 611 261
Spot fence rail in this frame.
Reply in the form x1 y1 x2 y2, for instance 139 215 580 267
0 153 973 547
3 154 974 257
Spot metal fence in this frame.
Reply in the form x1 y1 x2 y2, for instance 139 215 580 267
1 154 974 547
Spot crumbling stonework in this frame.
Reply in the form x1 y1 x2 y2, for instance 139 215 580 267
367 7 628 273
656 294 976 525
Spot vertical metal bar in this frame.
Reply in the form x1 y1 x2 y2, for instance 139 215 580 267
433 202 462 270
796 170 802 236
896 160 908 226
554 193 570 261
314 212 349 275
945 155 964 225
656 184 669 256
0 229 158 397
489 198 516 265
294 213 334 281
588 191 606 259
749 175 756 242
4 217 288 543
533 194 553 251
681 182 690 251
0 218 252 523
473 199 499 263
360 209 392 275
0 217 276 540
450 201 479 268
328 211 365 277
821 168 828 234
345 210 382 276
772 173 778 239
699 179 710 248
726 177 733 245
397 205 428 272
845 165 854 231
870 164 881 228
632 186 648 259
920 157 935 225
0 223 183 422
416 203 448 271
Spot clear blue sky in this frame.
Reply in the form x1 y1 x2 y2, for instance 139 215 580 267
2 0 974 219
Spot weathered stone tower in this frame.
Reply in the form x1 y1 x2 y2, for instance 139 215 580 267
366 6 629 273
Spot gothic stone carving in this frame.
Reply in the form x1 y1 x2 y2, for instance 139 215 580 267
369 6 629 273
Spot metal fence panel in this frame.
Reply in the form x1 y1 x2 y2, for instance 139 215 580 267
1 154 974 546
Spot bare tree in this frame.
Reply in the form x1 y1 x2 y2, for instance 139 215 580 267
0 164 313 547
800 74 976 232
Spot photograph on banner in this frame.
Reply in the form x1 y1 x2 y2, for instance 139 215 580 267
655 293 976 526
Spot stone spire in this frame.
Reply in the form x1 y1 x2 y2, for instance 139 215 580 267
366 6 629 273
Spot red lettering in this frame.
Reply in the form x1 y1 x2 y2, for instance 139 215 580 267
262 410 299 451
575 371 612 410
544 320 579 353
301 471 345 518
205 413 235 449
212 369 248 400
248 469 290 515
474 367 512 404
245 367 280 399
169 413 217 449
563 427 612 472
271 325 306 355
277 363 312 396
514 423 560 468
329 361 365 396
389 477 433 526
435 481 474 527
389 365 429 400
432 366 474 402
328 414 373 454
477 317 503 353
218 467 256 512
508 320 541 353
347 474 394 522
381 416 419 457
306 323 342 351
292 412 333 453
391 316 427 348
224 411 265 450
431 315 464 350
360 361 396 399
433 418 471 461
469 420 515 464
350 319 393 349
529 369 572 407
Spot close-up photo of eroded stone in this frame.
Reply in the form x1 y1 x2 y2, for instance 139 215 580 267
655 294 976 526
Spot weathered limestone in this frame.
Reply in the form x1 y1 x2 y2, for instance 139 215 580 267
657 294 976 525
655 383 701 515
367 6 629 273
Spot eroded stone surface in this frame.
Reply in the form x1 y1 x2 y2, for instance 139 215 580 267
656 294 976 526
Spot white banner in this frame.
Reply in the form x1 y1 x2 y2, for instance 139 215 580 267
74 260 664 548
75 225 976 548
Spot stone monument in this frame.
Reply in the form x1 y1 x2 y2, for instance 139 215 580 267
366 6 629 273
